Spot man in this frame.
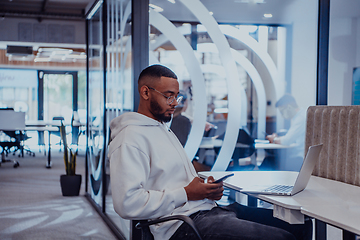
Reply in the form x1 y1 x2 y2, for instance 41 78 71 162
109 65 311 240
264 94 306 171
170 90 192 146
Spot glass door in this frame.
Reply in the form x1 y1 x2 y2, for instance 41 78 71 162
38 70 78 146
43 73 73 123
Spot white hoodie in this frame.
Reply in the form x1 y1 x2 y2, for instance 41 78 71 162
108 112 215 240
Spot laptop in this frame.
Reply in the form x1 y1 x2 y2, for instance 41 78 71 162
240 144 323 196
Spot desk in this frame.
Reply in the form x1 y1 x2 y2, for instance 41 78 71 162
298 177 360 239
198 171 360 240
25 126 58 168
199 137 223 148
199 138 292 170
26 120 85 145
255 143 291 149
199 138 290 150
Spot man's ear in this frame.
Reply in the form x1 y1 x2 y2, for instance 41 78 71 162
139 85 150 101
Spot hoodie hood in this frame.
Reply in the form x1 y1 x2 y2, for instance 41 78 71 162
109 112 161 141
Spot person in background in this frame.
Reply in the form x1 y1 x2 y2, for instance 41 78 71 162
109 65 312 240
170 91 192 146
263 94 307 171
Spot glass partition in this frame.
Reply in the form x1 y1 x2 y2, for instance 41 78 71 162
328 0 360 106
149 0 319 172
87 0 105 217
87 0 132 239
86 0 325 238
105 0 132 238
0 68 38 120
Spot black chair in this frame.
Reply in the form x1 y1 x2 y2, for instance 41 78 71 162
2 130 35 157
0 140 20 168
0 109 27 168
134 215 202 240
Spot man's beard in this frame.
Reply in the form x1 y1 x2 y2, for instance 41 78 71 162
150 99 172 123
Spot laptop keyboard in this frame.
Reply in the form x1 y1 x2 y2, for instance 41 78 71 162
263 185 293 194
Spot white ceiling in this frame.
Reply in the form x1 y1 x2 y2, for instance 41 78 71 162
1 0 359 23
150 0 360 25
0 0 358 52
0 0 94 19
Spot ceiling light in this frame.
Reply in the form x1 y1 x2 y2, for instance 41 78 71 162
235 0 266 3
70 54 87 59
167 0 176 3
263 13 272 18
34 57 51 62
209 11 214 15
149 4 164 12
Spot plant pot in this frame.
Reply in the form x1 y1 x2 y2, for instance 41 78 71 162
60 174 82 196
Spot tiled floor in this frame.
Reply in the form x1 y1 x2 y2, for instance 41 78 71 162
0 148 117 240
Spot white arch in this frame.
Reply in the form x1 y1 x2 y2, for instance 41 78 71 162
149 10 208 160
151 25 282 101
150 25 280 138
218 25 284 101
180 0 244 171
197 43 267 140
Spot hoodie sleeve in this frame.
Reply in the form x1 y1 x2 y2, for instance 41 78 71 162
109 143 188 220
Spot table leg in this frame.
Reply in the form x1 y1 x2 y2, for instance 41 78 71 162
315 219 326 240
248 195 257 207
342 230 356 240
20 131 24 157
46 130 51 168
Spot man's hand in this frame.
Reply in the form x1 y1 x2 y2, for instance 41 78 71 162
266 133 280 143
184 176 224 201
204 122 215 132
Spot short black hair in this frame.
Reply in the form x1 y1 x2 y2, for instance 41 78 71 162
275 94 298 108
139 64 177 81
138 64 177 92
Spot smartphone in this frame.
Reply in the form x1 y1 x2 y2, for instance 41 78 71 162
213 173 234 183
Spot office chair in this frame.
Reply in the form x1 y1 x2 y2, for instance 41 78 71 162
0 109 26 168
0 141 20 168
134 215 202 240
2 130 35 157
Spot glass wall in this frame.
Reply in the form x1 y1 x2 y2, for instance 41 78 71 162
328 0 360 106
0 69 38 120
86 0 132 239
149 0 318 172
0 68 84 148
105 0 132 237
85 0 342 239
87 0 105 213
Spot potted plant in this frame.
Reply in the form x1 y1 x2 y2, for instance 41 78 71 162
59 123 82 196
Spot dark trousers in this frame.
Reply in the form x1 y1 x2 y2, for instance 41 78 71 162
170 203 312 240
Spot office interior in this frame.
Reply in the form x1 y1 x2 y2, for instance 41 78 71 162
0 0 359 239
